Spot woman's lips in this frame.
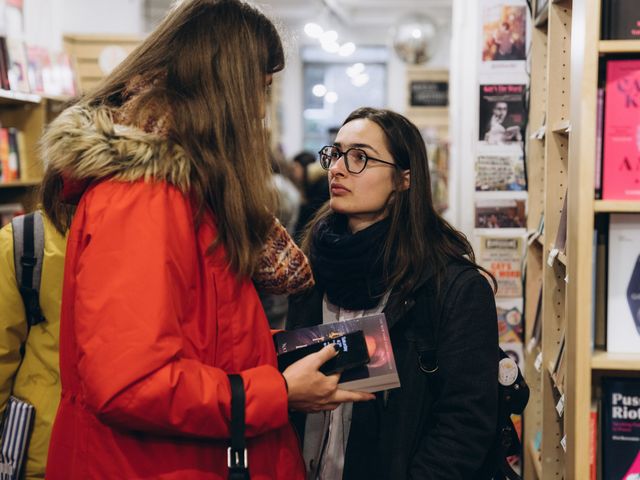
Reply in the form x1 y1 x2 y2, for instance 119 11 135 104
330 183 350 195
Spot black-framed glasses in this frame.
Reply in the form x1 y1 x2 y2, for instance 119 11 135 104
318 145 397 174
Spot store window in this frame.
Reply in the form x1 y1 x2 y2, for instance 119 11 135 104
302 46 387 151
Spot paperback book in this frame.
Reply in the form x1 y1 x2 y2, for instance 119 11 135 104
273 313 400 393
607 214 640 353
602 59 640 200
602 377 640 480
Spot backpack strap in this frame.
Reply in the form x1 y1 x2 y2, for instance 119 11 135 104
11 212 45 328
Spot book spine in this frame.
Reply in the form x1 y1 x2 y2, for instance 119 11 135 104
595 88 604 199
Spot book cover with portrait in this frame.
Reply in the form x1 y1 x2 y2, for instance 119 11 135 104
273 313 400 393
479 84 526 145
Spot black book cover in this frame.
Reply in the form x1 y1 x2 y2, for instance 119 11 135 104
601 377 640 479
604 0 640 40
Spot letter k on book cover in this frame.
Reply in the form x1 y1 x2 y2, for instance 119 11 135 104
274 313 400 393
602 378 640 480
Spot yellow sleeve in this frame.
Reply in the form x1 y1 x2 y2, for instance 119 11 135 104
0 222 28 415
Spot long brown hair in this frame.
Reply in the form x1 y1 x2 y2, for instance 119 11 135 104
41 0 284 277
302 107 496 305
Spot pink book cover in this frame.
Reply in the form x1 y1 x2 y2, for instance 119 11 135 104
603 60 640 200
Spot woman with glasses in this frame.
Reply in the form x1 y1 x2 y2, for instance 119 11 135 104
288 107 500 479
38 1 373 478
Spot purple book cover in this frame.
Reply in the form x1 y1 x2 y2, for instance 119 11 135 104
275 313 400 393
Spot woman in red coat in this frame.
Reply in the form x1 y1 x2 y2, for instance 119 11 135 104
39 1 373 478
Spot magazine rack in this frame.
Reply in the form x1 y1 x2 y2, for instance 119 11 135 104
524 0 640 478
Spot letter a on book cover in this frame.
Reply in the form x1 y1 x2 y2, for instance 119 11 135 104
602 59 640 200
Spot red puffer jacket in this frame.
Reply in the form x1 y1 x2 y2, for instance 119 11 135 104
46 179 305 479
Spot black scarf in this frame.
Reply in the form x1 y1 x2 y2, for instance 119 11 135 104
310 216 391 310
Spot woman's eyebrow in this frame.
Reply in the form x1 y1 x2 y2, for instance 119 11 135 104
334 142 380 155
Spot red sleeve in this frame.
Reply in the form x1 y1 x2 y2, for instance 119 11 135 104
73 181 288 439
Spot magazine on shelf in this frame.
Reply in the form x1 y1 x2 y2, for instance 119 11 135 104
273 313 400 393
607 214 640 354
478 83 526 146
480 3 528 73
475 197 526 229
601 377 640 479
496 297 523 343
478 235 525 298
475 152 526 191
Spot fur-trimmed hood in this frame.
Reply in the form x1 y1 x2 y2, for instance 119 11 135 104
41 105 191 194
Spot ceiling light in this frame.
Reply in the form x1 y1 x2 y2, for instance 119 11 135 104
321 40 340 53
325 91 338 104
338 42 356 57
304 23 323 38
411 28 423 39
320 30 338 43
312 84 327 97
351 73 370 87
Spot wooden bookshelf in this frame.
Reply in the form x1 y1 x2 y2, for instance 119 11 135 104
0 94 72 215
592 350 640 371
594 200 640 213
0 180 42 188
527 440 543 479
551 119 571 135
599 39 640 53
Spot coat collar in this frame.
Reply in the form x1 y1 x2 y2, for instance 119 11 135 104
41 104 191 202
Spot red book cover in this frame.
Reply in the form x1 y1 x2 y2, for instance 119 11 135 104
602 59 640 200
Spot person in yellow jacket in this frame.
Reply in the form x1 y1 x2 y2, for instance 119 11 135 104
0 212 66 479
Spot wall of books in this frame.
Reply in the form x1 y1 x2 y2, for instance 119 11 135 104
474 0 530 474
0 0 81 224
524 0 640 478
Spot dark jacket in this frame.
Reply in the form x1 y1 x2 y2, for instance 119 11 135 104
287 263 499 480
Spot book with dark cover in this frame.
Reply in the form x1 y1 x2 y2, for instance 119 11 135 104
603 0 640 40
274 313 400 393
601 377 640 479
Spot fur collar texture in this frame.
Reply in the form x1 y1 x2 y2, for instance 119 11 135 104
41 104 191 191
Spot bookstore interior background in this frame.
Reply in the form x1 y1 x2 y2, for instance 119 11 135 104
0 0 639 478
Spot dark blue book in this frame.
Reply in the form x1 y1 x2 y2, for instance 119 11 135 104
602 377 640 479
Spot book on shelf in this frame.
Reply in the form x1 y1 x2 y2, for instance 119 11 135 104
0 127 23 183
526 286 543 354
602 59 640 200
478 84 526 146
0 203 23 226
601 0 640 40
273 313 400 393
607 214 640 354
601 377 640 480
590 400 599 480
592 216 608 351
5 36 29 93
595 88 604 199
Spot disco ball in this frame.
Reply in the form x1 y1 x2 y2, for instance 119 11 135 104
392 14 438 65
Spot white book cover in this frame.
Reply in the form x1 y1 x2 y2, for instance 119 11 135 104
607 214 640 353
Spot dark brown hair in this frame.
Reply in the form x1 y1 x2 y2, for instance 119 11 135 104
41 0 284 277
302 107 496 304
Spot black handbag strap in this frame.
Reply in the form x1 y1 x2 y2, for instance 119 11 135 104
228 374 249 480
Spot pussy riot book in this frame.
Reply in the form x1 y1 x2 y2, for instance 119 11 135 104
274 313 400 393
602 59 640 200
601 377 640 480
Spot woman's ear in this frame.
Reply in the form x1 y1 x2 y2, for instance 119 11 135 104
400 169 410 191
